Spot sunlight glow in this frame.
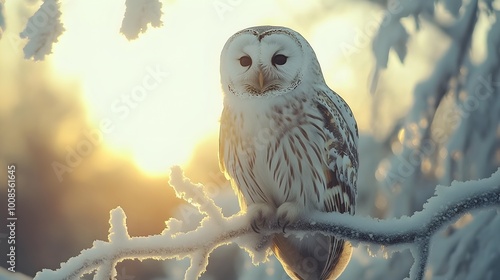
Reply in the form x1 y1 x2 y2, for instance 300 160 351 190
50 0 227 174
49 0 367 175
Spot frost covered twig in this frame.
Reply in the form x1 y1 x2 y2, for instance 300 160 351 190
15 0 163 60
120 0 163 40
33 167 500 280
292 167 500 279
19 0 64 60
365 3 500 279
0 1 5 39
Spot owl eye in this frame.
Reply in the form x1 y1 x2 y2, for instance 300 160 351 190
239 56 252 67
272 54 287 66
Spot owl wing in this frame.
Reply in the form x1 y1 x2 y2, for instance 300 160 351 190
271 88 358 280
315 88 358 279
315 87 358 214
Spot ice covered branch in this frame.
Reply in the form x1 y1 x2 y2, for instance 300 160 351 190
33 167 500 280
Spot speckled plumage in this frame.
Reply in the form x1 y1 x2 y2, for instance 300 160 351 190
219 26 358 280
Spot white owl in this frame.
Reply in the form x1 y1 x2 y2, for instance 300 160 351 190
219 26 358 280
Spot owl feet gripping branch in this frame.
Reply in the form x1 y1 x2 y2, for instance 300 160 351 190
246 203 275 233
219 26 358 280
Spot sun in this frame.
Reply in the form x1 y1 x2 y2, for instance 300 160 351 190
50 0 225 175
48 0 367 176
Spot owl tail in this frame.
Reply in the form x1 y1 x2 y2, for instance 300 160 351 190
272 233 352 280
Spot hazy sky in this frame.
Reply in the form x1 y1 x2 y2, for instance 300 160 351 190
44 0 387 175
1 0 427 176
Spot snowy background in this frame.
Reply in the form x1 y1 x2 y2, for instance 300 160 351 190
1 0 499 279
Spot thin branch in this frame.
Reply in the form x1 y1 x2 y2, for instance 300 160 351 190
295 169 499 246
33 168 500 280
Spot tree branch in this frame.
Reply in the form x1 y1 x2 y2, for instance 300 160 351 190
33 167 500 280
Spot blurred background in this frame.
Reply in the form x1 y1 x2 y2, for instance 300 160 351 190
0 0 499 279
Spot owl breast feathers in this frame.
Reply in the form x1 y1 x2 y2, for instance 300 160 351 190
219 26 358 280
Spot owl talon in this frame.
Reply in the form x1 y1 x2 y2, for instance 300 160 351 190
277 202 301 232
251 221 260 233
247 203 274 233
276 216 289 233
282 221 289 233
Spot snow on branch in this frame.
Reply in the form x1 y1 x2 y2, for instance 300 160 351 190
20 0 64 60
120 0 163 40
0 1 5 39
16 0 163 60
33 167 500 280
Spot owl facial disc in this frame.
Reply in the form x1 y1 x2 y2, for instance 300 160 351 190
221 26 309 98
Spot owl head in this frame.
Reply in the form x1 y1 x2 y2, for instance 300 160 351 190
220 26 325 98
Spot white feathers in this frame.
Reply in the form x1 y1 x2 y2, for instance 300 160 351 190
219 26 358 280
220 27 308 98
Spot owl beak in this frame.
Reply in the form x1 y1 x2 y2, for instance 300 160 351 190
258 71 265 89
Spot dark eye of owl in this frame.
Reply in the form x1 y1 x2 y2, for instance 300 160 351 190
239 56 252 67
272 54 287 66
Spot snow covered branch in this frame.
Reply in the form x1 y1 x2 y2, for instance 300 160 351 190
0 1 5 39
33 167 500 280
120 0 163 40
14 0 163 60
19 0 64 60
292 167 500 279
